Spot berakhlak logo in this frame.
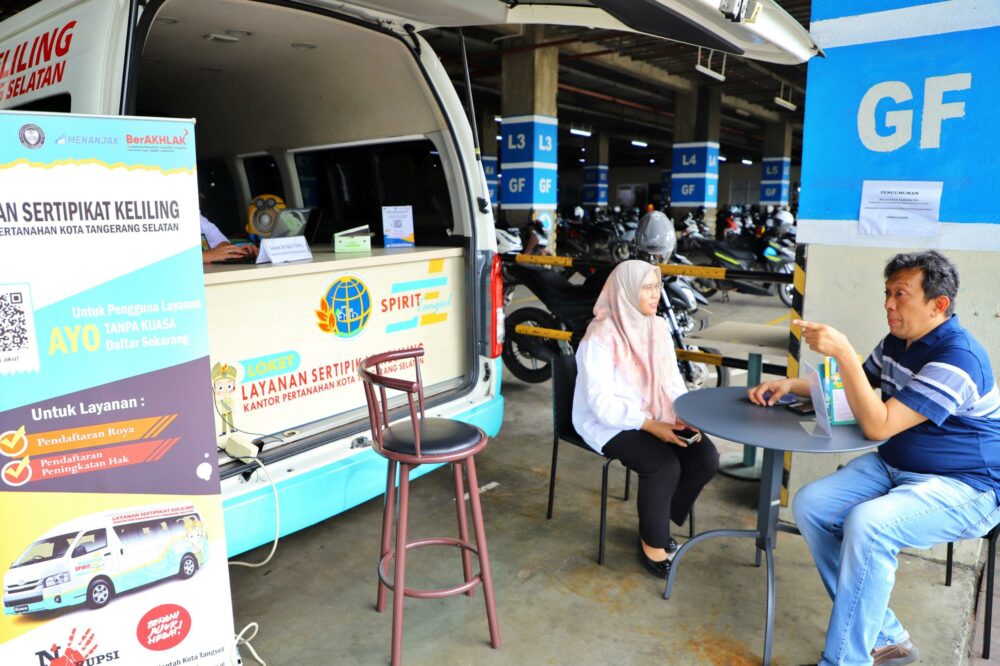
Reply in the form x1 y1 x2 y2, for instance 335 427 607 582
34 627 121 665
18 123 44 149
316 275 372 338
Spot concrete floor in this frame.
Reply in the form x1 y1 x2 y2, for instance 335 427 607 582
229 291 989 665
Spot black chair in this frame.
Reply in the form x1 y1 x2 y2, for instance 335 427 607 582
945 524 1000 658
545 352 694 565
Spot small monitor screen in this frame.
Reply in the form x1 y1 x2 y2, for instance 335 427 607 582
270 208 315 238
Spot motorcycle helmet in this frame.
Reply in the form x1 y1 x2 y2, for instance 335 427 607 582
573 205 585 221
774 209 796 236
494 227 523 254
635 210 676 260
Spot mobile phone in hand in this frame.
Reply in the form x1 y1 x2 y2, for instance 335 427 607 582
674 427 701 445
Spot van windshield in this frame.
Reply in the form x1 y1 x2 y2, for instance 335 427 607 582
12 532 78 568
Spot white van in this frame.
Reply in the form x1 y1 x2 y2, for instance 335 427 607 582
3 504 207 615
0 1 817 556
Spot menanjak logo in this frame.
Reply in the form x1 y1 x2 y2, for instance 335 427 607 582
34 627 121 666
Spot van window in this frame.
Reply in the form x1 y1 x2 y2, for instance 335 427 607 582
73 529 108 557
244 155 285 201
10 93 71 112
295 140 454 248
12 532 77 567
197 159 242 239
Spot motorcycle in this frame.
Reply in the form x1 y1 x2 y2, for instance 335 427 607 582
501 261 727 389
677 214 795 306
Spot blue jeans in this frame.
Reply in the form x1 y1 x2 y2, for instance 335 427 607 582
793 452 1000 666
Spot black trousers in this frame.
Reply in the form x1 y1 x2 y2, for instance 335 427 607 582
603 429 719 549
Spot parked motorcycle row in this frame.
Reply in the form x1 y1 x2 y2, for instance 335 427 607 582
498 209 729 389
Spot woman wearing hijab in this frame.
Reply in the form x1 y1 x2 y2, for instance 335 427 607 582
573 260 720 578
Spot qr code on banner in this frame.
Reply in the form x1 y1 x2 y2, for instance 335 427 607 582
0 284 40 374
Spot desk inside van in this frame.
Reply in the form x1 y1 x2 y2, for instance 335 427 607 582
202 246 468 443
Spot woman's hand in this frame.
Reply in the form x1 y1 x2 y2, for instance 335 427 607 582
642 419 689 447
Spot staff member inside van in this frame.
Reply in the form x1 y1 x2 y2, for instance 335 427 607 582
201 214 258 264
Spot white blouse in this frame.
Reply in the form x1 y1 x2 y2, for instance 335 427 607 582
572 323 688 453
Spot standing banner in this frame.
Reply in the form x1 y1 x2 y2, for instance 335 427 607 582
0 111 236 665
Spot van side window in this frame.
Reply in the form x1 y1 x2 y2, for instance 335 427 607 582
197 159 242 240
295 140 454 247
244 155 285 201
9 93 71 112
73 529 108 557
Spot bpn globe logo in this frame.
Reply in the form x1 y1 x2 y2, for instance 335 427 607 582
316 275 372 338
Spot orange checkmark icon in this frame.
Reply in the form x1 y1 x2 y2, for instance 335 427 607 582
2 456 31 486
0 425 27 457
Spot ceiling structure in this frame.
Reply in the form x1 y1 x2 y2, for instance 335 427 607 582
422 0 813 170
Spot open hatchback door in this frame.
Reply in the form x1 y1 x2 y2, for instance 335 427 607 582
338 0 820 65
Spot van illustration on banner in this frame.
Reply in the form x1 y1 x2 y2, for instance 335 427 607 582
3 504 208 615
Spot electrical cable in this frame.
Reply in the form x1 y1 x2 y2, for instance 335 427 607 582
228 458 280 568
234 621 267 666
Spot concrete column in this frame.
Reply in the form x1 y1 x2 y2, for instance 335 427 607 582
481 108 499 207
760 120 793 207
499 26 559 231
582 132 609 211
670 86 721 228
787 2 1000 573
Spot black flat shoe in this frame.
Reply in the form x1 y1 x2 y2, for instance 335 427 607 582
666 538 678 554
638 541 671 579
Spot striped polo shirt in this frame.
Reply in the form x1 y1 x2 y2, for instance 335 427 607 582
863 316 1000 493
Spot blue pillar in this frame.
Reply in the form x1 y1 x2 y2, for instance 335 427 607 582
500 114 558 235
799 1 1000 245
582 165 608 207
760 157 791 206
670 142 719 208
482 155 499 205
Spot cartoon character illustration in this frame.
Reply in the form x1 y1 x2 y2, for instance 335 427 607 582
182 516 207 560
211 362 238 436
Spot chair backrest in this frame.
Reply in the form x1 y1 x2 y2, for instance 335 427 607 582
552 352 586 447
359 348 426 455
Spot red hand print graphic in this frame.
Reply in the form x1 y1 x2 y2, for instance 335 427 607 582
50 627 97 666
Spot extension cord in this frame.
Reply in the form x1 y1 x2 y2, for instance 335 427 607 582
224 434 258 460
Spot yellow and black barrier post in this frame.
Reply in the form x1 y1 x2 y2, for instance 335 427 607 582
781 244 808 507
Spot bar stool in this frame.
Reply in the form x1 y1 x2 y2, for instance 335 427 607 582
359 348 500 666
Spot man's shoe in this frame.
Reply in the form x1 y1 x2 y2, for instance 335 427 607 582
871 639 919 666
637 540 671 579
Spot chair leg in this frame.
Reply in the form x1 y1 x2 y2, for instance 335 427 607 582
689 506 696 539
453 462 475 597
465 455 501 649
623 467 632 502
376 460 397 613
984 530 998 659
599 459 611 565
546 436 560 520
390 464 411 666
946 541 954 586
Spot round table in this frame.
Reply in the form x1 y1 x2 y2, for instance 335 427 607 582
667 387 880 665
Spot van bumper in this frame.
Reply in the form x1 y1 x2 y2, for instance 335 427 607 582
3 589 74 615
223 392 505 557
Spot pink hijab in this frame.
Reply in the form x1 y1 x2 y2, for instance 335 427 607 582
582 260 678 423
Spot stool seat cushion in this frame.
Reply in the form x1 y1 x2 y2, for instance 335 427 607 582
382 418 483 457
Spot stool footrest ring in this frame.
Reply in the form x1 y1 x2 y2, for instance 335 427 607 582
378 537 482 599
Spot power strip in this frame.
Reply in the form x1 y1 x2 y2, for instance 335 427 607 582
224 434 258 460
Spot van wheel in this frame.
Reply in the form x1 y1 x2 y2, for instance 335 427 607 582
86 578 114 609
179 554 199 579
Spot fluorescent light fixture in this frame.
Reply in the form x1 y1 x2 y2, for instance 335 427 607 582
734 108 751 118
496 135 501 142
649 158 655 164
631 140 648 148
741 158 753 166
718 155 727 162
580 147 586 152
578 158 585 163
290 42 317 50
203 33 239 43
773 96 797 111
493 115 502 123
694 63 726 82
570 127 592 137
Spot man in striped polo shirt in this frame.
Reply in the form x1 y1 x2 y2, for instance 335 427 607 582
749 251 1000 666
